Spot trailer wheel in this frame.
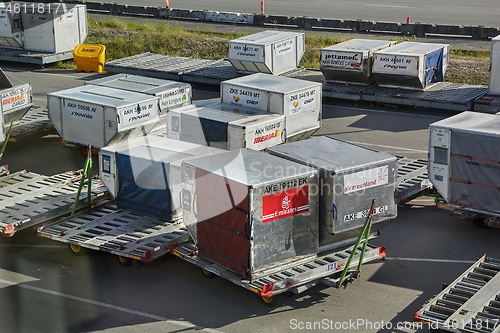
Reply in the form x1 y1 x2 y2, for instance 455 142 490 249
118 256 132 267
473 217 487 228
68 243 83 256
260 294 278 307
201 268 215 279
0 233 16 244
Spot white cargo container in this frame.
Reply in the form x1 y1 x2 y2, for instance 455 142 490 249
267 136 397 249
0 3 22 48
320 39 396 85
167 101 286 151
429 111 500 216
47 85 160 149
85 74 192 115
221 73 321 141
99 134 223 220
489 35 500 96
228 30 305 75
21 4 87 53
1 68 33 124
372 42 449 90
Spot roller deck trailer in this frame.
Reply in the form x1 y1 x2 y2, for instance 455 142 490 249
0 170 107 238
396 157 432 205
414 255 500 333
8 109 54 145
38 202 190 265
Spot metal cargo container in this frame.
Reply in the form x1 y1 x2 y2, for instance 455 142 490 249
99 134 223 220
167 101 286 151
428 111 500 215
489 35 500 96
220 73 321 141
85 74 192 115
182 148 319 280
21 4 87 53
228 30 305 75
267 136 398 249
372 42 449 90
0 3 22 48
1 68 32 124
320 39 396 85
47 85 160 149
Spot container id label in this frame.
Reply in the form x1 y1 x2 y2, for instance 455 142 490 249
1 86 29 112
289 89 316 115
160 87 190 109
66 101 98 123
229 44 264 62
225 87 262 109
120 102 156 127
376 55 415 73
247 119 284 149
262 186 309 223
344 165 389 194
343 205 388 222
321 51 362 69
274 39 294 56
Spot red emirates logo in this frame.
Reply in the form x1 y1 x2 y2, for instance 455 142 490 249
262 186 309 223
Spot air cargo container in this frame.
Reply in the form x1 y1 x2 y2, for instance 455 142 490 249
267 136 397 249
21 4 87 53
85 74 192 115
182 148 319 280
47 85 160 149
99 134 223 220
489 35 500 95
0 3 22 48
167 101 286 150
1 68 33 124
429 111 500 226
228 30 304 75
320 39 396 85
372 42 449 90
220 73 321 141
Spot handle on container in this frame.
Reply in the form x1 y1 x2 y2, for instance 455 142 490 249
332 203 337 221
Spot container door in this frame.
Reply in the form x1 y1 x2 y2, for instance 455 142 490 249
424 48 444 86
428 126 451 201
99 151 117 198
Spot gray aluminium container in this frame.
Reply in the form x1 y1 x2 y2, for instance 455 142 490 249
320 39 396 85
167 100 286 151
228 30 305 75
85 74 192 115
220 73 321 141
428 111 500 215
0 3 23 48
266 136 397 248
489 35 500 96
99 134 223 221
372 42 449 90
182 148 319 280
47 85 160 149
21 4 87 53
0 68 33 123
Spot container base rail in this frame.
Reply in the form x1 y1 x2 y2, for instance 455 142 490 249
172 241 386 307
414 255 500 333
396 156 432 205
436 200 500 229
0 170 108 240
38 202 191 266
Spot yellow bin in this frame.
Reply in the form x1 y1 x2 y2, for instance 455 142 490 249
73 44 106 73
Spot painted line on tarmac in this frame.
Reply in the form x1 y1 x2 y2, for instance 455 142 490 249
0 278 224 333
366 4 417 9
387 257 475 264
0 244 65 248
349 141 428 153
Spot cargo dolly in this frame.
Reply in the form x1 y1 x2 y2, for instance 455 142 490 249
396 156 432 205
38 202 191 266
172 199 386 307
0 169 107 240
414 255 500 333
8 108 54 148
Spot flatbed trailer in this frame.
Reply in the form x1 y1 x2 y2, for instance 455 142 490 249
8 108 54 145
172 240 386 306
414 255 500 333
38 202 191 266
396 157 432 205
436 200 500 228
0 169 107 239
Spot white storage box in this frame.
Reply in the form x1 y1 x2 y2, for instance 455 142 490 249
489 35 500 95
0 3 22 48
48 85 160 148
320 39 396 85
228 30 305 75
221 73 321 141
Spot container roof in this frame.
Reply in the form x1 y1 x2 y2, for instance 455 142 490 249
222 73 321 93
322 39 395 52
430 111 500 136
375 42 448 55
230 30 303 44
86 74 190 94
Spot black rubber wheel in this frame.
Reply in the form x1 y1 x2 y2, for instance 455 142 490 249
118 256 132 267
68 243 83 256
260 294 278 307
473 217 488 228
201 268 215 279
1 233 17 244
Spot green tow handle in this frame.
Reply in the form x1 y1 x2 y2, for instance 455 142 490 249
337 198 376 288
71 145 93 216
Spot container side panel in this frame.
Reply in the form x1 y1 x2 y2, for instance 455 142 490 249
424 48 444 85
